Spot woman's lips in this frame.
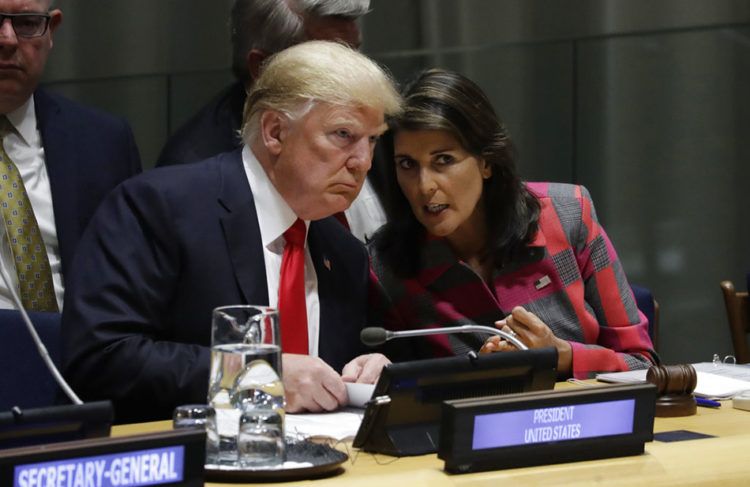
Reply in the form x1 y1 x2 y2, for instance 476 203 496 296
424 203 448 214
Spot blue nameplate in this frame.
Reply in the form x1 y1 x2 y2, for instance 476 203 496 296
439 383 657 473
0 429 205 487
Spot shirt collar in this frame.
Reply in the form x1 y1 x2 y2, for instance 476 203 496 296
241 145 308 249
5 96 37 146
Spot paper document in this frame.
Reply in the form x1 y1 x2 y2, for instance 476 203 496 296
345 382 375 408
285 408 364 441
597 363 750 400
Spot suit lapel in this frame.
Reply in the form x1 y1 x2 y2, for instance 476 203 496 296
217 151 269 306
34 89 78 277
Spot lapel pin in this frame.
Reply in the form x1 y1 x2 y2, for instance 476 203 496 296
323 257 332 271
534 275 551 290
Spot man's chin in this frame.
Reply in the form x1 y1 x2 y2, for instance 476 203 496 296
290 204 346 222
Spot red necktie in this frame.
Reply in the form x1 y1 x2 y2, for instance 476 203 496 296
278 218 308 354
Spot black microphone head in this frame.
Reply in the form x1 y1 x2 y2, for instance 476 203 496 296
361 327 389 347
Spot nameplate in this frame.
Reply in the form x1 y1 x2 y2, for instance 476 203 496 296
439 383 657 473
0 429 205 487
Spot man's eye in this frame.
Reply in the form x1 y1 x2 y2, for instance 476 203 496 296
335 129 351 139
369 135 380 144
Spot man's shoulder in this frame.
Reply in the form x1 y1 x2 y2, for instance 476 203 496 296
310 217 367 259
157 82 245 166
111 152 236 210
34 88 127 129
134 150 239 186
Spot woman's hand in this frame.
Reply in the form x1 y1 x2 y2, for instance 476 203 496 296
480 306 572 375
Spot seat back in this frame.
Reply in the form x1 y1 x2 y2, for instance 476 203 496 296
0 311 63 411
631 284 659 351
720 280 750 364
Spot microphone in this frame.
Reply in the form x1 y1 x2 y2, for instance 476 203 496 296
361 325 529 350
0 253 82 405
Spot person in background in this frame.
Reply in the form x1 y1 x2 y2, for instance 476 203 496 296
0 0 141 312
368 68 657 378
63 41 402 423
157 0 386 242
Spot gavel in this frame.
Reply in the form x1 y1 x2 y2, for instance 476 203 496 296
646 364 698 417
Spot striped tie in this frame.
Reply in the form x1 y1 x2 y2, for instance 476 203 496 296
0 116 58 311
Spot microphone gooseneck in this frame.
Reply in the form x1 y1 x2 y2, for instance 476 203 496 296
360 325 529 351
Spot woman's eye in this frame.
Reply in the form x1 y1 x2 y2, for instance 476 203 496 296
396 158 413 170
435 154 454 165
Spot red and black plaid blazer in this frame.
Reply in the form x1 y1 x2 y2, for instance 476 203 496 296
368 182 657 379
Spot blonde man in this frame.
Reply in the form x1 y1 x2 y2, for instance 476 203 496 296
157 0 389 244
62 41 401 423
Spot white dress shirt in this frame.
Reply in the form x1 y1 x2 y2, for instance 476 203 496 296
242 146 320 356
344 176 387 242
0 97 64 310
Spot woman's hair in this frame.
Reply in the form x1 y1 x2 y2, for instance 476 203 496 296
375 68 540 276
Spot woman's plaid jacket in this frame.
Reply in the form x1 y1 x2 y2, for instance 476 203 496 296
368 182 657 379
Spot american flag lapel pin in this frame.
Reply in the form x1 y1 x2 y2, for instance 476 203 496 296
323 256 332 271
534 275 551 290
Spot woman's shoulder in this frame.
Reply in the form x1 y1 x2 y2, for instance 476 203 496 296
366 224 394 271
524 181 594 206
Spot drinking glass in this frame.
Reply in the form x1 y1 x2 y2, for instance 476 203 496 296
172 404 220 464
172 404 214 429
208 305 285 467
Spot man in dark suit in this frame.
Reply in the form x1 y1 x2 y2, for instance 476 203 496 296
0 0 140 311
62 41 402 423
157 0 388 242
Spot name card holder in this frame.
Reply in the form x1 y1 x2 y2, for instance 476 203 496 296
439 383 657 474
0 429 206 487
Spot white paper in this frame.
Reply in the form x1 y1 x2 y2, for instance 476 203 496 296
596 365 750 399
345 382 375 408
285 408 364 441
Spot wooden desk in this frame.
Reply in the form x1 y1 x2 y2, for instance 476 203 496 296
112 385 750 486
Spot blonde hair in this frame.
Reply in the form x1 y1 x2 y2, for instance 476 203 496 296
241 40 401 143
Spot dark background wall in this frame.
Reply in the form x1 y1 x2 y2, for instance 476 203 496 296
42 0 750 364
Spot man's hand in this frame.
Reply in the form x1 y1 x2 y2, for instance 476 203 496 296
341 353 391 384
282 354 348 413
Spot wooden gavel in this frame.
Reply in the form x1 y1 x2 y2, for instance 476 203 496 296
646 364 698 417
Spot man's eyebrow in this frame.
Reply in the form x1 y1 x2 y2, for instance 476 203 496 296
327 116 358 126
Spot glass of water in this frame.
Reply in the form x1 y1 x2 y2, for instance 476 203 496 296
208 305 285 467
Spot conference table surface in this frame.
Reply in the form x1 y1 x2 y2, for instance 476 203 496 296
113 382 750 486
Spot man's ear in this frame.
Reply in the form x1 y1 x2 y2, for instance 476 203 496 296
246 49 268 81
47 9 62 46
259 110 288 156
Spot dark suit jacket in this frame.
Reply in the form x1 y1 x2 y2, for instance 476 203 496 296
62 150 369 423
35 88 142 279
156 81 389 205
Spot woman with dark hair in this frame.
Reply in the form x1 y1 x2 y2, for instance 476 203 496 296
369 68 657 378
